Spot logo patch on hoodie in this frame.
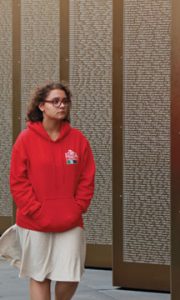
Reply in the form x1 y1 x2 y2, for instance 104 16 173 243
65 150 78 164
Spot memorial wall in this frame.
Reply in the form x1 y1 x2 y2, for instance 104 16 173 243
0 0 172 290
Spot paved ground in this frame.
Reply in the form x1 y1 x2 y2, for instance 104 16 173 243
0 259 170 300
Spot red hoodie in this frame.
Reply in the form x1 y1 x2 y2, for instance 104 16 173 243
10 121 95 232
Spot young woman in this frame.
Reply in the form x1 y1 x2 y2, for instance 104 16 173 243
0 82 95 300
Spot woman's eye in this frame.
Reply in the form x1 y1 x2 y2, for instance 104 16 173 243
53 98 60 104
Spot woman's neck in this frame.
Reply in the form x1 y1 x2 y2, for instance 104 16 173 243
42 118 62 131
42 119 63 141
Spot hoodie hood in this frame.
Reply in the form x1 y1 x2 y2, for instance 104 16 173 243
27 121 72 142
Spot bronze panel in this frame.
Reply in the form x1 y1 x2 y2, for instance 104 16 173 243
0 0 13 219
12 0 21 222
21 1 60 130
113 0 170 291
69 0 113 247
0 217 13 235
69 0 112 266
171 0 180 299
115 263 170 291
86 244 112 268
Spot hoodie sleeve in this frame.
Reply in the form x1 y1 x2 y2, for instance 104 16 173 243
10 135 41 216
75 140 96 213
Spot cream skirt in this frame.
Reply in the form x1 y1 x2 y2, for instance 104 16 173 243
0 224 86 282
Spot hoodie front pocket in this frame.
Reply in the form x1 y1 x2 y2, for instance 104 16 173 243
33 197 82 231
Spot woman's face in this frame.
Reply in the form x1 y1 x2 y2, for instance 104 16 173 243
39 89 70 122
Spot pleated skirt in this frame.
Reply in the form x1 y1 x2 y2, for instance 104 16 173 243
0 224 86 282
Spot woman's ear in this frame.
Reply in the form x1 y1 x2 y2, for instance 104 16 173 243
38 102 45 112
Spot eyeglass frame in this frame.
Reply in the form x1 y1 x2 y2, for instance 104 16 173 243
43 97 71 108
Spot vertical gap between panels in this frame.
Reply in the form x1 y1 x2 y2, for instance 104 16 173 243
112 0 124 286
12 0 21 222
60 0 69 82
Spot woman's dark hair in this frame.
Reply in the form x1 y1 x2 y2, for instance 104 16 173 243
26 82 72 122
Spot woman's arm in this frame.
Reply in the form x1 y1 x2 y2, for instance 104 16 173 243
75 141 96 213
10 136 41 216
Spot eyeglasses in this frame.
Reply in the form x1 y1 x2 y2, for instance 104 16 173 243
44 97 71 108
